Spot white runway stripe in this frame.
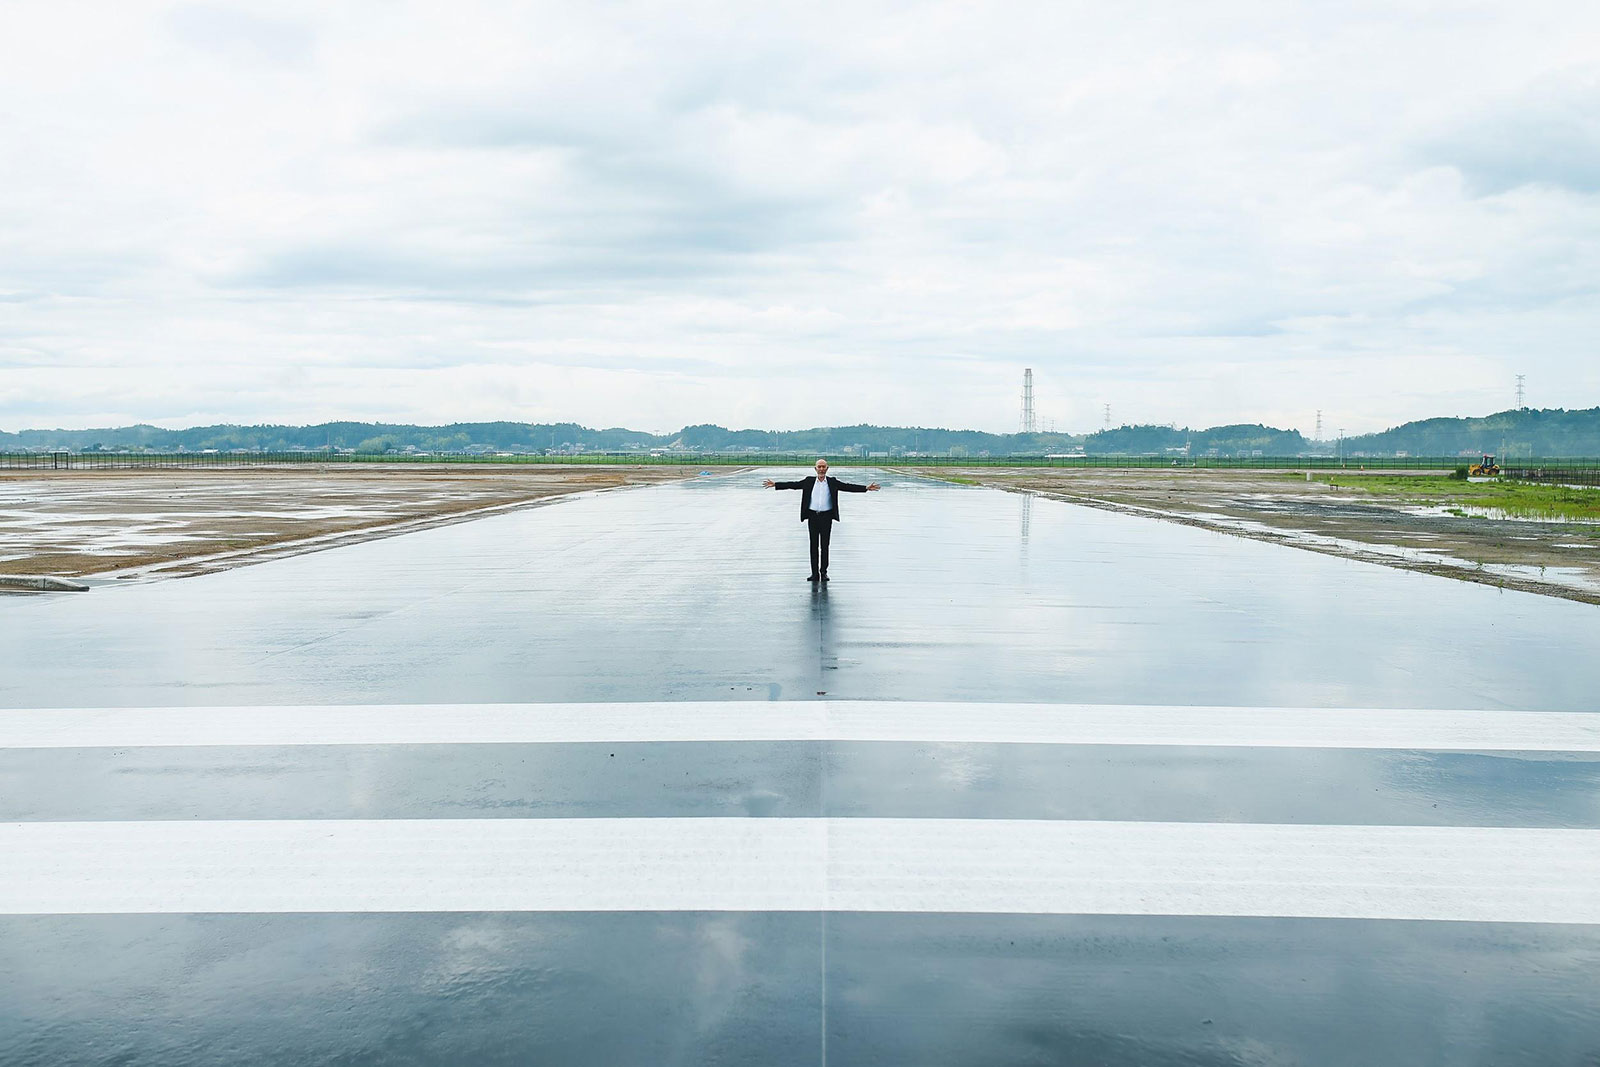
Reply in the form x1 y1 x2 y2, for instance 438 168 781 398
4 818 1598 923
4 701 1598 751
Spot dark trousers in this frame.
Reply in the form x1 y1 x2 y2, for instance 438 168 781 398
806 515 833 578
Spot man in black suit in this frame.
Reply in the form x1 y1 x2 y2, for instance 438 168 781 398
764 459 881 582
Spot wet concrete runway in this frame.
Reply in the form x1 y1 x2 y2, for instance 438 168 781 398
4 469 1599 1064
7 468 1600 709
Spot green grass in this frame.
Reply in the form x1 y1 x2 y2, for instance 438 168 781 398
1309 473 1600 522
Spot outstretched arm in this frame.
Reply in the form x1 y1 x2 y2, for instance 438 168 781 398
765 479 805 489
833 480 882 492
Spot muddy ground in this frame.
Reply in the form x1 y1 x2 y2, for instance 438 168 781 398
0 465 701 583
918 467 1600 605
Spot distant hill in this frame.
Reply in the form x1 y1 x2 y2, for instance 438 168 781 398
0 420 1085 456
1081 424 1313 456
1342 408 1600 459
3 407 1598 457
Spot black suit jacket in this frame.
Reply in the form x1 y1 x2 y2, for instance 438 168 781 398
772 475 867 521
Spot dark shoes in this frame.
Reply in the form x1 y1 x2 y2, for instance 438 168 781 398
820 572 829 582
807 574 819 582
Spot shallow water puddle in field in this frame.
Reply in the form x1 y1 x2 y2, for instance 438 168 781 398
1171 512 1600 596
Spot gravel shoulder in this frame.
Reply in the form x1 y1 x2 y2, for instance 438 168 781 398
913 467 1600 605
0 465 704 584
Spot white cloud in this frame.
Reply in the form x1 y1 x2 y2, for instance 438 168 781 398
2 0 1598 434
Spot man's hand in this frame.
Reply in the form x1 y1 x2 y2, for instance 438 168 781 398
762 479 775 488
867 482 881 490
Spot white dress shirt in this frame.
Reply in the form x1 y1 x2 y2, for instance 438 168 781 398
810 476 832 514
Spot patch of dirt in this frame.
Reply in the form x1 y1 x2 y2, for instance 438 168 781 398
0 465 705 583
915 467 1600 605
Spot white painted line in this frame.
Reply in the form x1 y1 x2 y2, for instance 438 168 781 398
2 701 1598 752
827 820 1600 924
0 818 824 915
3 818 1597 923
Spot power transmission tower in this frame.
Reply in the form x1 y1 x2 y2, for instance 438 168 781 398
1103 404 1111 430
1515 375 1526 410
1315 410 1322 442
1020 369 1036 433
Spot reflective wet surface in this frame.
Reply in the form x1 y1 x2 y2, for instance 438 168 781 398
5 468 1600 709
2 913 1598 1066
0 912 821 1067
3 742 1599 828
826 914 1600 1066
4 469 1599 1063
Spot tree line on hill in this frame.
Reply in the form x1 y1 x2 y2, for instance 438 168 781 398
2 407 1597 458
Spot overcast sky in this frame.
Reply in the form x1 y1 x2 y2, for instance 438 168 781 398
3 1 1598 435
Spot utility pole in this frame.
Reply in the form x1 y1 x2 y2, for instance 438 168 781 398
1515 374 1526 410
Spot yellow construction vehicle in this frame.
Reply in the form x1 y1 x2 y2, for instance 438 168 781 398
1469 453 1500 476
